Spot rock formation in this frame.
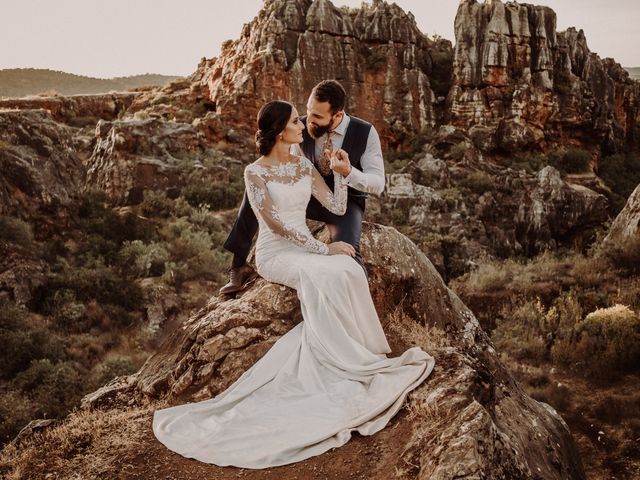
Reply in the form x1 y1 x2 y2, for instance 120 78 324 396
200 0 453 145
0 109 85 222
448 0 640 154
81 224 585 479
600 183 640 268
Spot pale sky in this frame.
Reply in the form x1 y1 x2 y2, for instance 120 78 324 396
2 0 638 79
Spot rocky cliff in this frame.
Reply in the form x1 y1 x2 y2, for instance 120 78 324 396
200 0 452 145
448 0 640 154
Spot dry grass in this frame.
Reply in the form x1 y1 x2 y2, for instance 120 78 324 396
0 405 153 480
386 308 451 351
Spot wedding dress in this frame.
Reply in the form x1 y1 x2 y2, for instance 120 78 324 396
152 155 435 468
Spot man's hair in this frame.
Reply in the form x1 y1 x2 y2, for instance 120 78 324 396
312 80 346 114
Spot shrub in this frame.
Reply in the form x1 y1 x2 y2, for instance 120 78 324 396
0 300 65 379
159 217 229 285
11 359 85 420
459 171 494 195
91 357 138 389
605 235 640 276
529 382 572 412
180 171 243 211
118 240 169 277
140 190 173 218
571 304 640 379
598 152 640 211
78 189 156 246
0 215 34 245
0 390 35 445
554 148 591 174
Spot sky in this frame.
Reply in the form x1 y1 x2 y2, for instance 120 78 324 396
2 0 639 79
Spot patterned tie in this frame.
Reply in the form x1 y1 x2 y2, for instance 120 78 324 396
318 130 334 176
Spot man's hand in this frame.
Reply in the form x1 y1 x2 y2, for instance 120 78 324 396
330 149 352 177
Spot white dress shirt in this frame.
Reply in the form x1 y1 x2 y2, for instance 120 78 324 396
292 113 385 195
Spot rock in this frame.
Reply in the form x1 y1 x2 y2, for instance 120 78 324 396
11 419 59 446
0 92 139 126
448 0 640 153
0 109 85 225
85 117 208 205
602 184 640 245
86 223 586 479
516 166 609 254
200 0 453 145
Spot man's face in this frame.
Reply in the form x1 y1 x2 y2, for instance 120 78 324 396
306 95 343 139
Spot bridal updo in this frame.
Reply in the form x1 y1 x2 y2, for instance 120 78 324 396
255 100 293 156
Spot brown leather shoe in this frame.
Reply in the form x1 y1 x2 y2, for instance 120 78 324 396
219 264 257 295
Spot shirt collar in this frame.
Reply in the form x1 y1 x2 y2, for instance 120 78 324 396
332 112 350 137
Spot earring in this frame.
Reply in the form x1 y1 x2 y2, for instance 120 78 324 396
279 135 283 140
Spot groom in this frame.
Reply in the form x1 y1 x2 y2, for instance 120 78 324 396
220 79 385 294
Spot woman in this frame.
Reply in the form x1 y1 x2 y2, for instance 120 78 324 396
152 100 435 469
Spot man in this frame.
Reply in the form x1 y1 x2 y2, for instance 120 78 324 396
220 79 385 294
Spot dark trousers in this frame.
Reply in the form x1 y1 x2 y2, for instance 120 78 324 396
223 190 366 268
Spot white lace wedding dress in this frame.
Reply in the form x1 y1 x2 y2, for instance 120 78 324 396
152 155 435 468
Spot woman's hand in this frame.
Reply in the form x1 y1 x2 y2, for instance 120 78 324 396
327 241 356 257
330 149 352 177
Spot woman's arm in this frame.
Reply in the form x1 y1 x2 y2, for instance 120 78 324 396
305 157 348 216
244 166 329 255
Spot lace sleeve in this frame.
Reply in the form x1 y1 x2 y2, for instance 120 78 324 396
244 166 329 255
306 158 348 215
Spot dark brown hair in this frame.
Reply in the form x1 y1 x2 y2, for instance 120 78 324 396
311 80 346 114
255 100 293 155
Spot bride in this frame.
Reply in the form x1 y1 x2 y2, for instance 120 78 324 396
152 100 435 469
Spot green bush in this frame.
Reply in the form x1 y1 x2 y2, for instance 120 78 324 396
598 152 640 212
12 359 85 420
91 357 138 388
460 171 494 194
604 235 640 276
140 190 174 218
0 215 34 245
181 171 244 211
554 148 591 174
118 240 168 277
0 390 35 445
78 189 156 246
159 217 228 285
0 300 65 379
571 304 640 379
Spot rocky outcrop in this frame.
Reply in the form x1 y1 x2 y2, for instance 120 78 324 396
602 184 640 245
376 127 608 277
0 109 85 224
85 116 209 205
516 166 609 253
84 224 585 479
448 0 640 153
201 0 453 145
600 184 640 268
0 92 139 127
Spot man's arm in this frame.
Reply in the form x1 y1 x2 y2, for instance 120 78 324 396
342 126 385 195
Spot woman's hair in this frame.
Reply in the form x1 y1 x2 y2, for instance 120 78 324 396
255 100 293 156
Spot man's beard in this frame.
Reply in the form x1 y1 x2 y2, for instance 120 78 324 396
308 121 332 139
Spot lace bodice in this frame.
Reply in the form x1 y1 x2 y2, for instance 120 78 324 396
244 155 348 255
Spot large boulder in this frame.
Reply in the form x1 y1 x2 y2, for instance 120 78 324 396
85 223 585 479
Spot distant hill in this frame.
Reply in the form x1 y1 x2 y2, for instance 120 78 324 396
625 67 640 80
0 68 182 98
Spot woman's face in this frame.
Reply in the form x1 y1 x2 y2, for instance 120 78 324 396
280 107 305 145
